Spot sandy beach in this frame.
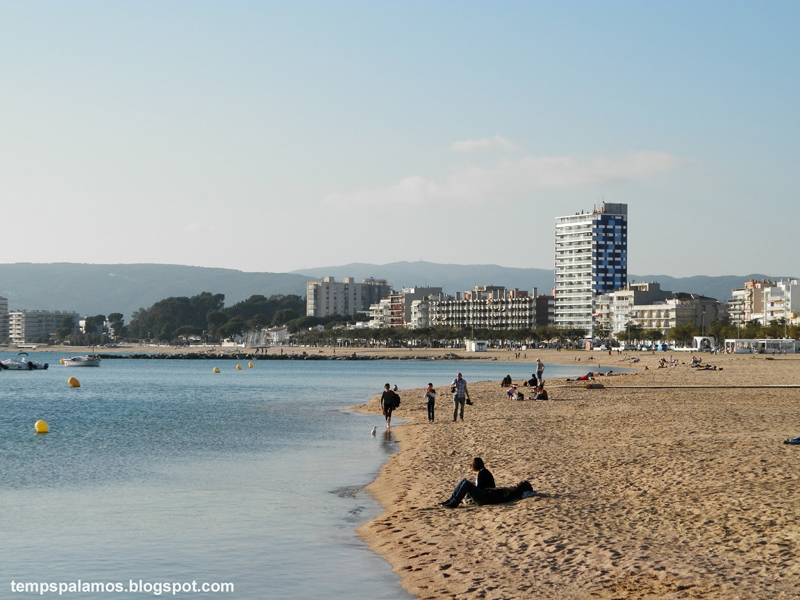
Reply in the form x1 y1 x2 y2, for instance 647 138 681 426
355 349 800 599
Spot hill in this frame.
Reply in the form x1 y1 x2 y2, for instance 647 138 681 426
0 263 311 320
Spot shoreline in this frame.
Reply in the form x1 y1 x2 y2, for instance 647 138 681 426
354 350 800 599
2 344 610 362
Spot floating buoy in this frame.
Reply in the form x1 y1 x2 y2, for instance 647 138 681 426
35 420 49 434
213 367 220 373
248 362 253 368
68 377 80 388
236 364 242 370
60 358 65 365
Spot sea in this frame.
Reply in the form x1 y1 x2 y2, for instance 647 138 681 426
1 352 602 599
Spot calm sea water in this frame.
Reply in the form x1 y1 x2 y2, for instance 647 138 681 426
1 352 600 599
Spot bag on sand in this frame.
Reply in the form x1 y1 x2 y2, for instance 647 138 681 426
392 392 401 409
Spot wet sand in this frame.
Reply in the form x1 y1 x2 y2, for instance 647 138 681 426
356 350 800 599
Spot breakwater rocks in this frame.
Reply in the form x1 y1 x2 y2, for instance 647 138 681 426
95 352 473 361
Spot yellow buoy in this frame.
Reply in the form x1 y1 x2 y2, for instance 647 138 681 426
236 364 242 370
35 420 49 434
248 362 254 368
68 377 80 388
213 367 221 373
60 358 65 365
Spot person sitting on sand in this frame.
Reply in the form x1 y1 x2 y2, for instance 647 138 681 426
440 457 495 508
501 374 512 387
533 386 549 400
525 373 538 387
440 459 535 508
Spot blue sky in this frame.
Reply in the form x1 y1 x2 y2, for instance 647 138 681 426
1 1 797 278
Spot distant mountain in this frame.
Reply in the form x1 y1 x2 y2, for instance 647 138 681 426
1 262 793 322
0 263 311 320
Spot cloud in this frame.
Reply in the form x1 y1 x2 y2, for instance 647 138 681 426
323 151 687 209
450 135 518 152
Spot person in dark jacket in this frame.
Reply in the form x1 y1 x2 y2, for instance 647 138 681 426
424 383 436 422
439 457 496 508
379 383 396 430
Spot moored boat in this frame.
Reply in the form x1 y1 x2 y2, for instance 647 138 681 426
62 355 101 367
1 352 49 370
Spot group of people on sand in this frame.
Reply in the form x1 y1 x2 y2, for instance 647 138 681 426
499 358 549 401
380 372 472 429
378 369 541 509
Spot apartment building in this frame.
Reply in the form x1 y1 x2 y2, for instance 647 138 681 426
427 286 537 330
595 282 672 335
306 277 393 318
554 202 627 336
8 309 79 345
764 279 800 325
727 279 772 325
627 294 722 335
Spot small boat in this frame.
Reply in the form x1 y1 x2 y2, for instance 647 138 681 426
62 355 101 367
1 352 49 370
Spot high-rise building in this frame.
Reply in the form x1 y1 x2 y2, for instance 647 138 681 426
306 277 393 318
554 202 627 336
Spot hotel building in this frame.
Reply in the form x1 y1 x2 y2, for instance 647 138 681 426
554 202 628 337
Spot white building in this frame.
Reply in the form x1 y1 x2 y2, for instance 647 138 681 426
727 279 799 326
306 277 392 318
595 282 672 335
627 294 722 336
428 287 537 330
8 309 79 345
244 325 290 347
554 203 627 336
764 279 800 326
727 279 772 325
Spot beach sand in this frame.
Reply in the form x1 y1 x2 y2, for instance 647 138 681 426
356 349 800 599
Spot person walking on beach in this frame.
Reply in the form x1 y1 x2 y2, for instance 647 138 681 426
440 457 495 508
451 372 470 422
380 383 396 430
424 383 436 422
536 358 545 384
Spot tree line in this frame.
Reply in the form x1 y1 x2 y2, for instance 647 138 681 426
55 292 306 345
52 292 800 347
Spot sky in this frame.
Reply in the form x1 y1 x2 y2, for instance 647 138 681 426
1 1 798 278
